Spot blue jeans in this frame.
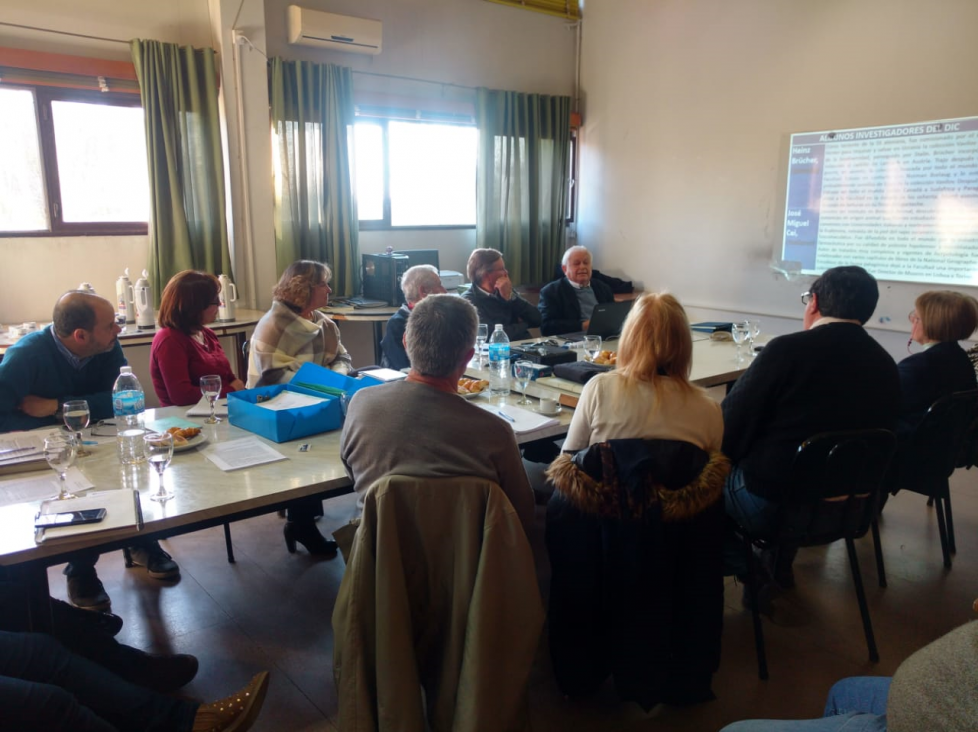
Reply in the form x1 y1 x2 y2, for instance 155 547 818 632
723 466 780 576
719 677 891 731
0 631 197 732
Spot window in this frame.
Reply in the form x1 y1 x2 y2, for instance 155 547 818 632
354 119 477 229
0 86 149 236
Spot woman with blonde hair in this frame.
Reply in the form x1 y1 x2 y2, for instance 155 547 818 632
562 292 723 452
898 290 978 437
248 260 352 556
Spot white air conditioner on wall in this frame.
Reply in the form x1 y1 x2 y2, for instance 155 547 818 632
287 5 382 55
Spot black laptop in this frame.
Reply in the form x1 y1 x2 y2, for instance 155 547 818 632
560 300 635 341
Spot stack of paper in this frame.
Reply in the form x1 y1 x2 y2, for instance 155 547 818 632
201 437 288 471
475 403 560 437
0 430 57 476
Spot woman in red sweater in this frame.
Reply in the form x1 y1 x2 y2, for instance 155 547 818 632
150 271 246 407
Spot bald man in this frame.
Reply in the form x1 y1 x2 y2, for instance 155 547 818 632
0 291 179 610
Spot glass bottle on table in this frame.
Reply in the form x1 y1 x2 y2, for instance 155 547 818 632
62 400 91 457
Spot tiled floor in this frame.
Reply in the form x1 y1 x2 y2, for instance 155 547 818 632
49 469 978 731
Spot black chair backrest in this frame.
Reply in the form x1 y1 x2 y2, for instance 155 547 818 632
910 389 978 478
778 429 896 546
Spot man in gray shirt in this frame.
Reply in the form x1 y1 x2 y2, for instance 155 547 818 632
341 295 535 534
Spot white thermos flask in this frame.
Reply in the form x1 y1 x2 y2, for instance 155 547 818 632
134 270 155 328
115 269 135 324
217 274 237 322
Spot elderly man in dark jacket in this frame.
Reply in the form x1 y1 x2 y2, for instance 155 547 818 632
538 246 614 336
461 248 541 341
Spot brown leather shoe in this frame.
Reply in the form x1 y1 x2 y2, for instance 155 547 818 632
192 671 269 732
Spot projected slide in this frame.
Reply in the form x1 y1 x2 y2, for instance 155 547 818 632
782 116 978 285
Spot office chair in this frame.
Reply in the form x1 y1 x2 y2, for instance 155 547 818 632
734 429 896 680
890 389 978 569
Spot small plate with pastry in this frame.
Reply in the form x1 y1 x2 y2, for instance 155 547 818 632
166 426 207 452
458 378 490 399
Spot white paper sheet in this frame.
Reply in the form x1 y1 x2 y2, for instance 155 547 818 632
0 467 95 508
186 396 229 417
0 429 58 466
253 391 329 411
475 403 559 437
201 437 288 471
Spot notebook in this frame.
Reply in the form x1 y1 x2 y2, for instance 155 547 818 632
560 300 635 341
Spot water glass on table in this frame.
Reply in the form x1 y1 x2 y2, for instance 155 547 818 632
199 374 223 424
731 322 748 363
514 360 534 405
583 335 603 363
474 324 489 368
62 400 91 457
144 432 175 503
44 434 78 501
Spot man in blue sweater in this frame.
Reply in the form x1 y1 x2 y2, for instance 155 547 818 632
0 292 179 610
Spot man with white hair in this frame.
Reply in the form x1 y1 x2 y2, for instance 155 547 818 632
380 265 446 370
539 246 615 336
342 295 534 535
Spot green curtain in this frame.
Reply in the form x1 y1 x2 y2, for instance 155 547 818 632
130 40 231 306
476 88 571 285
269 58 359 296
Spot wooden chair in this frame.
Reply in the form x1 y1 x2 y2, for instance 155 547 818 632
890 389 978 569
734 429 896 680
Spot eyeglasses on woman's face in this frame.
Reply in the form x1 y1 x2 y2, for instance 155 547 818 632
908 310 920 324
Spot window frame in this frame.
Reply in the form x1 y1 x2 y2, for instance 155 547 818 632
0 84 148 238
355 116 477 232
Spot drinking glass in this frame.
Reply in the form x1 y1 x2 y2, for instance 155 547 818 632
583 335 603 363
62 400 91 457
731 323 748 363
143 432 175 503
749 319 761 355
514 360 534 405
199 374 222 424
475 324 489 368
44 435 78 501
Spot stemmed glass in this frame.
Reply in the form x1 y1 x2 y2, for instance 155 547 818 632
583 335 603 363
747 319 761 355
44 435 78 501
731 323 748 363
62 400 91 457
475 324 489 368
514 360 534 405
199 374 222 424
143 432 175 503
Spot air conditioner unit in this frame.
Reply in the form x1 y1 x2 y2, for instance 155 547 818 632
287 5 382 55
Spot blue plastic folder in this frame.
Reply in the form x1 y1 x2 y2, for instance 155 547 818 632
227 363 382 443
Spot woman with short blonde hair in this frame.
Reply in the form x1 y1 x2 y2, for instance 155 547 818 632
898 290 978 437
562 292 722 452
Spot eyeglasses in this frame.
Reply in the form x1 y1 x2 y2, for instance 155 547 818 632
908 310 920 324
800 291 813 305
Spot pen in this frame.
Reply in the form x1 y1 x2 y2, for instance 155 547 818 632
496 410 516 423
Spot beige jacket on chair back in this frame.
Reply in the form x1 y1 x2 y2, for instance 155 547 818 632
332 475 544 732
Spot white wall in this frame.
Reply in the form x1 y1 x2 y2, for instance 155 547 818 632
576 0 978 351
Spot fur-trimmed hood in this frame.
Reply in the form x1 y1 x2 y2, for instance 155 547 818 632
546 439 730 522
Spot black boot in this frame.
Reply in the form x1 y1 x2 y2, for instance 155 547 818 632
283 521 338 556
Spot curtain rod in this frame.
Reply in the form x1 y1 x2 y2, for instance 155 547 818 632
352 69 476 92
0 21 130 46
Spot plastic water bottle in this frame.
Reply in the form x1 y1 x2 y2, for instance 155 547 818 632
113 366 146 464
488 324 511 397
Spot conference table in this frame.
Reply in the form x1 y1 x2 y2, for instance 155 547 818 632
0 334 751 631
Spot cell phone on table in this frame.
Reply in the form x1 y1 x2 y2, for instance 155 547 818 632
34 508 107 528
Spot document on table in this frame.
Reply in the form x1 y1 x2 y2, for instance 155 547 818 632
0 429 59 474
253 391 328 411
36 489 141 543
475 403 559 437
0 467 94 509
186 396 228 417
202 437 288 471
